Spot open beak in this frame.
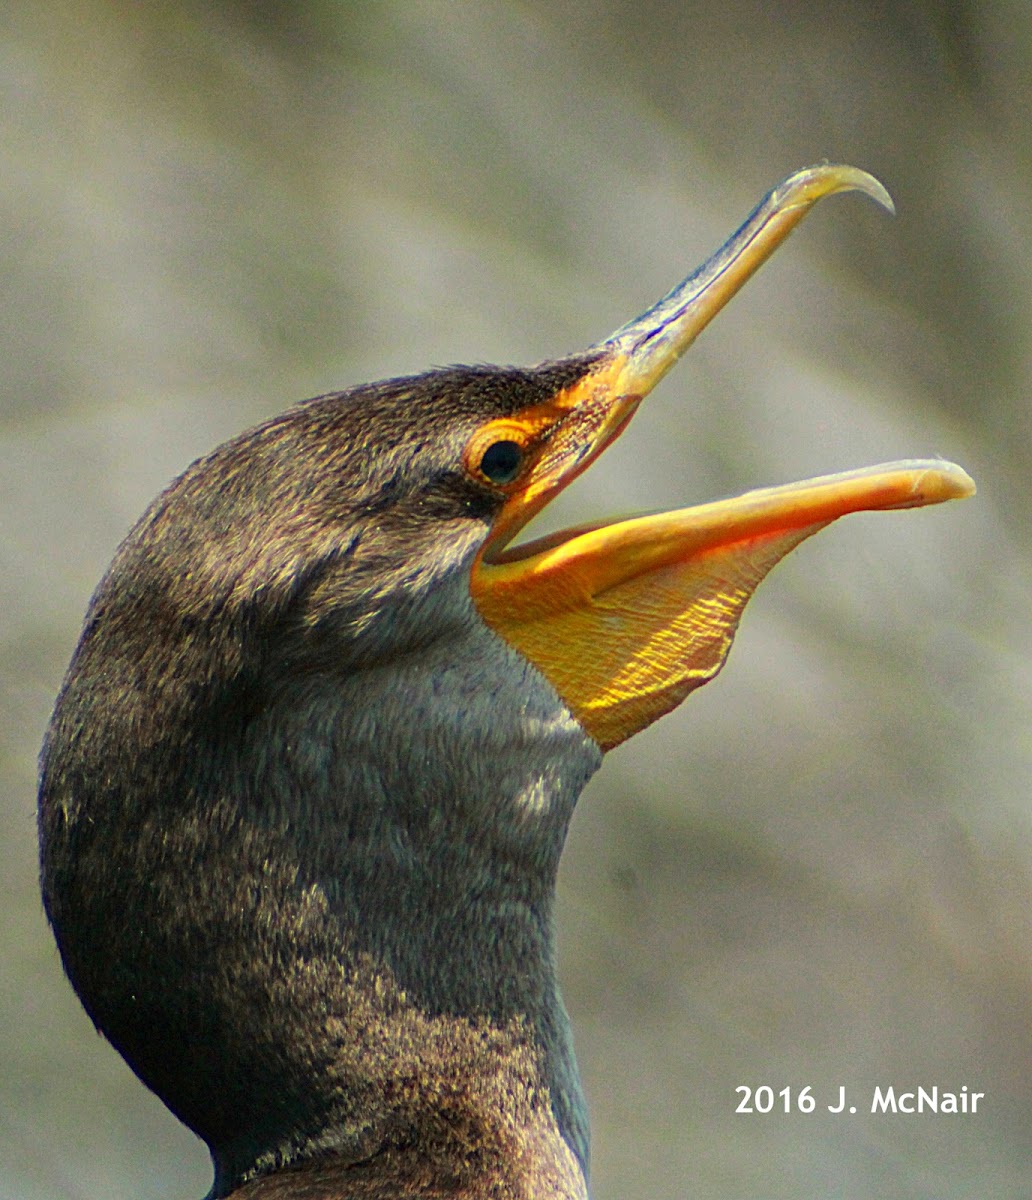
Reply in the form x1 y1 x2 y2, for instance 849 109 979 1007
470 164 975 751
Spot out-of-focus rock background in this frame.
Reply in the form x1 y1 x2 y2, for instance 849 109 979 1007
2 3 1029 1198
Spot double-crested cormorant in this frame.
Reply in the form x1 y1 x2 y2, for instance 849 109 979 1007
39 166 973 1200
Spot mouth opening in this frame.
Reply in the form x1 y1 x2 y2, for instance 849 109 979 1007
466 164 975 749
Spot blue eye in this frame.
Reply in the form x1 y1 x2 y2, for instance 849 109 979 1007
479 440 523 485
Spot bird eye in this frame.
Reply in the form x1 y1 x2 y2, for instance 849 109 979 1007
478 439 524 485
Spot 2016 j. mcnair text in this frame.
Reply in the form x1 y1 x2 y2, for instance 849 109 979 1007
735 1085 984 1116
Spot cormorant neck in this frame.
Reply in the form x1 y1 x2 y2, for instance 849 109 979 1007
42 569 601 1199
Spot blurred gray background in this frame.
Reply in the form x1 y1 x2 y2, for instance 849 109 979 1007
2 2 1029 1198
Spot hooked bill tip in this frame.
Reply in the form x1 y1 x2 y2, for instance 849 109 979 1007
775 163 896 218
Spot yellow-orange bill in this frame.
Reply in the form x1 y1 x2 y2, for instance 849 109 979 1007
470 164 975 750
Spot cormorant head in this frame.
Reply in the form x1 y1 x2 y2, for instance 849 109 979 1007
38 164 974 1199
